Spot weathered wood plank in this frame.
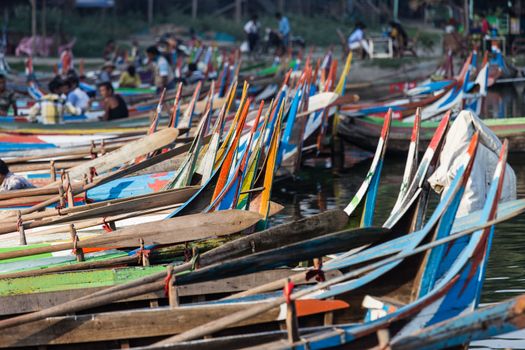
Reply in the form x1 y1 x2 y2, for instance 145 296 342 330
0 298 348 347
0 269 342 316
0 210 262 260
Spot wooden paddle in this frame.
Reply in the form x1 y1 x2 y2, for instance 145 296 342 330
0 186 200 235
0 298 348 347
19 135 207 215
0 210 262 261
58 128 180 182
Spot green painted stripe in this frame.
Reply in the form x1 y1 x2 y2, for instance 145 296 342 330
0 265 165 296
0 244 54 263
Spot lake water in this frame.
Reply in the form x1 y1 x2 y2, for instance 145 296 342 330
270 85 525 348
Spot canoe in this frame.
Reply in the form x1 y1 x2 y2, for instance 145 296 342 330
338 114 525 154
148 132 480 345
234 138 512 350
389 293 525 350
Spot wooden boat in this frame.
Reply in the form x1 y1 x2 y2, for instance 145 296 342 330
139 132 500 346
389 293 525 350
339 54 474 120
217 138 513 350
338 114 525 154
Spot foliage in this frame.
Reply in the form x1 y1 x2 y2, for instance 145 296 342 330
6 4 439 57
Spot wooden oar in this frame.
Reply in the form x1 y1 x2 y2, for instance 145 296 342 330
2 143 121 165
19 135 206 215
59 128 180 182
0 210 261 261
0 187 200 235
0 298 348 347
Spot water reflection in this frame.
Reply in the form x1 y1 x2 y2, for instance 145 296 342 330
482 84 525 119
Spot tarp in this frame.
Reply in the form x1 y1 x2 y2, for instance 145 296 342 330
428 110 517 217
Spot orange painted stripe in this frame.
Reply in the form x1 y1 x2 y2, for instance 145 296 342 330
295 299 350 317
211 98 251 201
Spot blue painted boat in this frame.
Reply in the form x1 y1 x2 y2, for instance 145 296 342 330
390 293 525 350
243 137 512 350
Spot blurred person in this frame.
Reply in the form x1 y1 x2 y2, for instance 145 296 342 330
348 22 370 58
481 13 491 36
0 74 17 116
99 61 115 84
186 62 204 84
146 46 173 93
244 14 260 54
0 159 35 191
443 19 466 56
119 65 141 88
103 39 116 61
66 74 90 113
29 77 81 124
389 21 408 57
275 12 290 48
98 81 128 121
59 47 73 76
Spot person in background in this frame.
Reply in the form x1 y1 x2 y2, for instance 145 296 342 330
99 61 115 84
348 21 370 58
103 39 116 61
130 39 146 67
66 74 90 113
0 159 35 191
275 12 290 49
0 74 17 116
167 36 179 68
98 81 128 121
481 14 491 37
389 21 408 57
146 46 173 93
119 65 141 88
244 14 260 55
29 77 81 124
185 62 204 84
59 47 73 76
443 19 466 56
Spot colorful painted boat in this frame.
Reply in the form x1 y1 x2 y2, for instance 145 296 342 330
338 114 525 154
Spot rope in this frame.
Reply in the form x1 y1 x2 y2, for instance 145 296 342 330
136 246 151 264
101 217 113 233
16 216 23 231
189 251 200 271
305 259 326 282
71 235 79 255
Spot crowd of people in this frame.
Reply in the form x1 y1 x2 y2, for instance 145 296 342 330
28 74 87 124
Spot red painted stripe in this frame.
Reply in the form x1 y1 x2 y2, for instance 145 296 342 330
380 109 392 140
411 108 421 142
428 111 450 150
0 134 46 144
